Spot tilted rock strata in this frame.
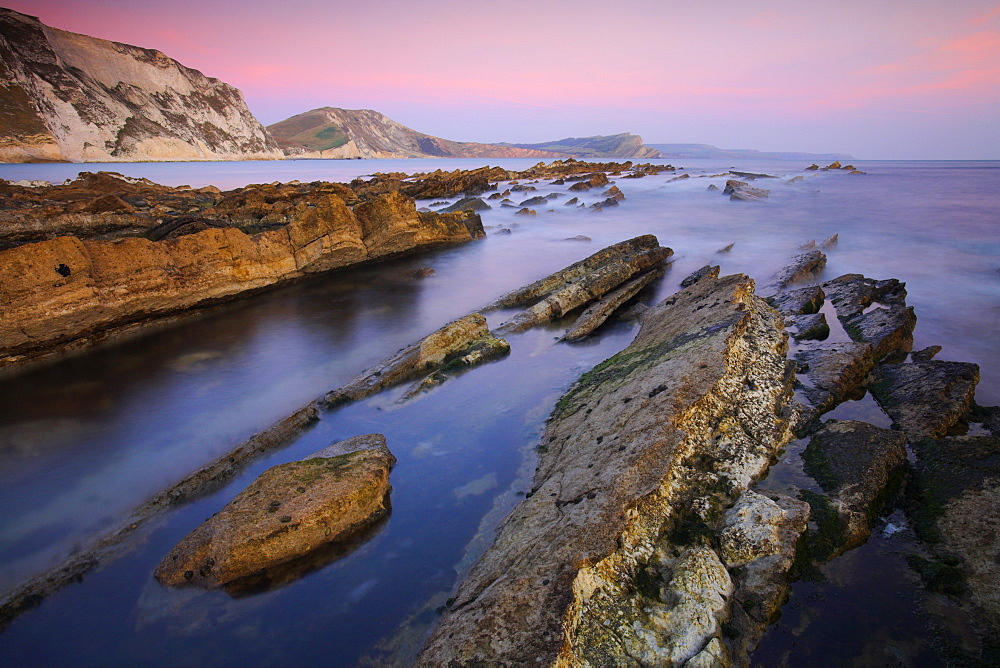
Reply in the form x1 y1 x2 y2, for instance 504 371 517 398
419 273 798 665
155 434 395 588
322 313 505 408
0 8 281 162
0 190 484 365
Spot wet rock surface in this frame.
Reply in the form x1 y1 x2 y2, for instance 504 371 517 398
420 273 797 665
155 434 395 589
907 435 1000 651
765 250 826 294
870 360 981 439
799 420 908 558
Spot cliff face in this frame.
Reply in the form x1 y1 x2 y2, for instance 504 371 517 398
0 8 283 163
268 107 564 160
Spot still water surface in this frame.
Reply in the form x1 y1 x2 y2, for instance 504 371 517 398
0 158 997 664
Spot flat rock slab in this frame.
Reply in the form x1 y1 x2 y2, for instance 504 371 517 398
822 274 907 320
154 434 395 589
786 313 829 342
419 273 796 665
801 420 907 557
766 285 824 316
794 341 874 419
870 360 980 440
843 304 916 361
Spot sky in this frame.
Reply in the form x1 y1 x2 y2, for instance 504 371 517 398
6 0 1000 159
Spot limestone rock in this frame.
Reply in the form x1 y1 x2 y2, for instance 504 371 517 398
680 264 720 288
440 197 490 213
766 250 826 294
842 304 916 361
720 490 809 659
568 181 592 192
0 188 484 366
323 314 497 407
911 345 942 362
561 268 663 341
495 239 671 335
800 420 908 557
0 8 282 162
484 235 670 311
785 313 830 342
419 273 796 665
518 196 548 207
822 274 907 320
870 360 980 439
766 285 825 316
794 342 875 418
154 434 395 589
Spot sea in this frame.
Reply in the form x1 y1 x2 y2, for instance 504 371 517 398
0 158 997 665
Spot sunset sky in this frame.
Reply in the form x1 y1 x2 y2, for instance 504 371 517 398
6 0 1000 159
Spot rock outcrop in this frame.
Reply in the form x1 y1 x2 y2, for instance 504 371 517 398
155 434 395 589
0 8 282 162
420 272 798 665
0 181 485 367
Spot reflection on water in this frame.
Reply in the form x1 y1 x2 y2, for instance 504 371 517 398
0 159 997 664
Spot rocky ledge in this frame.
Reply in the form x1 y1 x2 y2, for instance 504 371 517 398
420 272 799 665
0 173 485 368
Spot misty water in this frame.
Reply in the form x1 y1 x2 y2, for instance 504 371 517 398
0 158 997 665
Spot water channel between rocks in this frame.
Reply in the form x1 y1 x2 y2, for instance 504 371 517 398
0 159 997 665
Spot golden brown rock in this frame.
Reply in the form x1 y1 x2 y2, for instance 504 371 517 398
0 191 484 366
154 434 395 589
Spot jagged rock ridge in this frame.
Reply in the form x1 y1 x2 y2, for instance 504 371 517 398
0 8 283 162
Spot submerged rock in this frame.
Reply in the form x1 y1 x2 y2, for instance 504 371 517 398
800 420 908 558
870 360 980 439
440 196 490 213
419 273 796 665
154 434 395 589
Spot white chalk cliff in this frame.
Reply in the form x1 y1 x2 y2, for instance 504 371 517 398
0 8 282 163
